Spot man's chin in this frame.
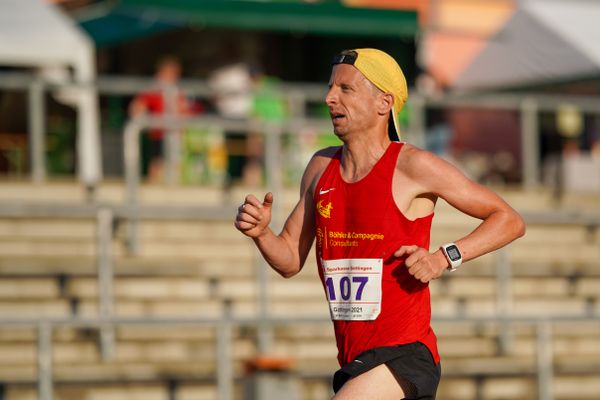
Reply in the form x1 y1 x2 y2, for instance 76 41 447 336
332 129 346 139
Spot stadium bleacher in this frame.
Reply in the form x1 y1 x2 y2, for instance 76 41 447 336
0 182 599 399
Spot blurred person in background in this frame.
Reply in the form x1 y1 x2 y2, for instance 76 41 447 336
248 68 289 186
209 60 287 190
129 55 198 182
235 48 525 399
208 62 254 189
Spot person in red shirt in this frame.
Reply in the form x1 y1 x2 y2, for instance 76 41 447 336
129 56 197 182
235 49 525 399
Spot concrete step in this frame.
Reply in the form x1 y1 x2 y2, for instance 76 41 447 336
0 256 258 278
5 383 217 400
436 378 481 400
0 219 245 242
0 219 95 240
0 181 226 207
481 377 534 400
437 336 498 357
0 238 256 259
75 299 247 319
0 299 70 318
516 224 599 245
510 243 600 265
512 277 573 297
431 297 590 318
553 376 600 400
442 355 536 376
576 278 600 299
432 275 577 298
131 220 242 241
0 277 60 299
66 277 213 301
50 361 216 383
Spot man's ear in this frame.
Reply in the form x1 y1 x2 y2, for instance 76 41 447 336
377 93 394 116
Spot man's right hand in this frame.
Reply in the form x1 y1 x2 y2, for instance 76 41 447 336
234 192 273 239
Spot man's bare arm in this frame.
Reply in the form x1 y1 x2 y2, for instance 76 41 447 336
234 151 331 278
395 146 526 282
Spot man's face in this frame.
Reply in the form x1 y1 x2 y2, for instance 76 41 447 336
157 61 181 84
326 64 381 139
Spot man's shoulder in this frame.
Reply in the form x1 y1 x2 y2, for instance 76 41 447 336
397 143 445 177
308 146 341 168
398 143 433 164
315 145 341 158
302 146 341 186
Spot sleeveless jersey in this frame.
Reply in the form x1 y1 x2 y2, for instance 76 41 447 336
314 142 440 366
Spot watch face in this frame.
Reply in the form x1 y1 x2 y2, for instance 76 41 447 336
446 245 461 261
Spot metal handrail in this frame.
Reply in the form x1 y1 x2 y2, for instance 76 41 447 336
3 71 600 111
3 71 600 191
5 315 597 400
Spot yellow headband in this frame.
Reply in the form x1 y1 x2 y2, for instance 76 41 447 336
332 48 408 141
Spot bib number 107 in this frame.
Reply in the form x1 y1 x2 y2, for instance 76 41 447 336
325 276 369 301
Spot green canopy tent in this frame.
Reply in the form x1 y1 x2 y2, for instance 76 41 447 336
77 0 419 47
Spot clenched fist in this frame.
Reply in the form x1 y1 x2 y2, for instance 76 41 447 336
234 192 273 238
394 245 448 283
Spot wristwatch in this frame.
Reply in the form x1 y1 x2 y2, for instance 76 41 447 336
441 243 462 272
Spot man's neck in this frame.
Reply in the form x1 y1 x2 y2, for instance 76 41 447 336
340 135 391 183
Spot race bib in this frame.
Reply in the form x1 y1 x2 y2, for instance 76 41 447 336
321 258 383 320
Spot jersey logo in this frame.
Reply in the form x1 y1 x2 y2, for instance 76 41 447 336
317 200 333 219
319 187 336 195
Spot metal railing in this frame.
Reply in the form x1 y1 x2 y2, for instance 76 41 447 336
3 71 600 191
122 114 331 253
3 313 599 400
0 203 599 400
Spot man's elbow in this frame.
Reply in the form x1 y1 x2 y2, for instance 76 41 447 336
511 212 526 240
270 261 302 279
278 268 300 279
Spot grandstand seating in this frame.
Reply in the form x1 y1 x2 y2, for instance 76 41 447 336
0 181 598 400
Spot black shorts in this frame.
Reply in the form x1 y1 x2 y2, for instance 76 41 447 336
332 342 441 399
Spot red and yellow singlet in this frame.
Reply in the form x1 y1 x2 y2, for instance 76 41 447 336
314 142 440 366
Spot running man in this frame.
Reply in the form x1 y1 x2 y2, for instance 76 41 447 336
234 48 525 399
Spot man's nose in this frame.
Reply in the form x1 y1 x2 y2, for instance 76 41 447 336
325 87 337 106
